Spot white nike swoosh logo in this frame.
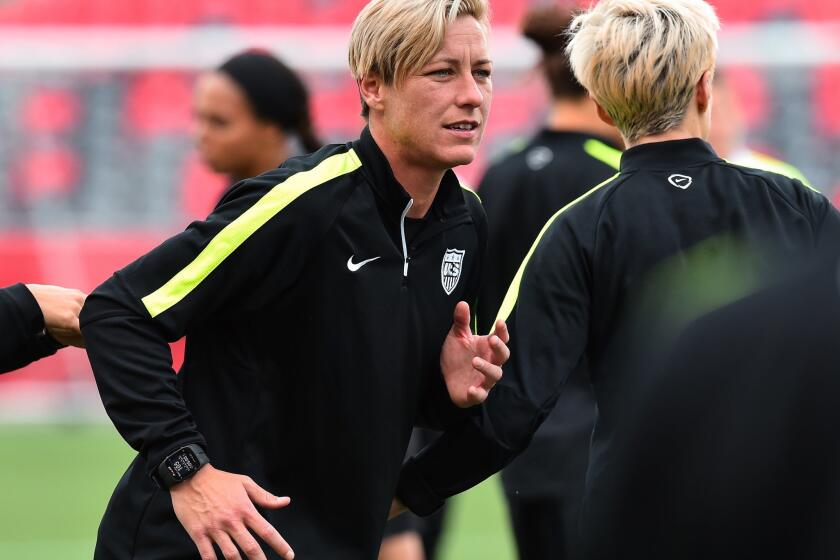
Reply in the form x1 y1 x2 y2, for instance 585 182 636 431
347 255 381 272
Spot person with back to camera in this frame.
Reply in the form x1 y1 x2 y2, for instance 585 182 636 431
80 1 509 559
393 2 840 556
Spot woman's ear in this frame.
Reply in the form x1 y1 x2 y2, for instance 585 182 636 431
358 73 386 114
696 69 714 114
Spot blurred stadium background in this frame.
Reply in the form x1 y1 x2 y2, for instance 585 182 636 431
0 0 838 557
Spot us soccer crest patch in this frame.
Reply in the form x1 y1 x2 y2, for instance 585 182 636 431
441 248 465 295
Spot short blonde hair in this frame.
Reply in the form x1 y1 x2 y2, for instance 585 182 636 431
348 0 490 117
567 0 719 142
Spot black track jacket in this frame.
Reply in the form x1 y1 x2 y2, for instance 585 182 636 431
396 138 840 516
0 284 63 373
80 127 486 559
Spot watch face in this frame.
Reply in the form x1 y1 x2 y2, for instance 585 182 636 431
165 448 200 481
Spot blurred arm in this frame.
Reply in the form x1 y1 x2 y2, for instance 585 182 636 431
0 283 67 374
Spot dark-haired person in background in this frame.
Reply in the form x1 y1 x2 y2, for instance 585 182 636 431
1 283 86 373
475 6 621 559
193 50 321 191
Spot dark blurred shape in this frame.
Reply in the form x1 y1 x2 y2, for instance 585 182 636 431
582 248 840 560
520 4 585 99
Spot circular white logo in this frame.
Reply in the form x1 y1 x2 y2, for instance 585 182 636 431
526 146 554 171
668 174 693 189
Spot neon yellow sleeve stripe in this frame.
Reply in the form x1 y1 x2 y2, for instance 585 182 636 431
491 173 619 332
583 139 622 170
141 149 362 318
749 152 816 192
726 151 817 193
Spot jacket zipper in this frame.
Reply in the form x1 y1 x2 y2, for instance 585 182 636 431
400 199 414 277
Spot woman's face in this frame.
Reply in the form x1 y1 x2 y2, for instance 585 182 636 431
192 72 281 176
376 16 493 172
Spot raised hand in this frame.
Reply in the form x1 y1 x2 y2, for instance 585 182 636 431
170 465 294 560
440 301 510 407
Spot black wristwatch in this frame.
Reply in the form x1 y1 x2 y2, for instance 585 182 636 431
153 444 210 489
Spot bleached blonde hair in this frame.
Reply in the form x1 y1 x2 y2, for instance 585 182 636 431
567 0 719 142
348 0 490 117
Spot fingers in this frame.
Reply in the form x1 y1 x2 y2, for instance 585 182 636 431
190 508 293 560
212 530 243 560
493 320 510 344
190 533 218 560
463 357 503 406
451 301 472 336
488 334 510 366
229 526 267 560
472 356 503 386
241 479 295 559
242 478 291 510
246 513 295 560
467 385 489 405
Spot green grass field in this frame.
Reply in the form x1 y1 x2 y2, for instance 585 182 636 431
0 424 515 559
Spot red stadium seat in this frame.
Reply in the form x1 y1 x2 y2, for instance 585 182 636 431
21 88 81 134
311 85 367 135
124 71 194 137
813 66 840 137
14 147 80 200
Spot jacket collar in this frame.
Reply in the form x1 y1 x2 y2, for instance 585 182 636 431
352 126 469 222
620 138 723 173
